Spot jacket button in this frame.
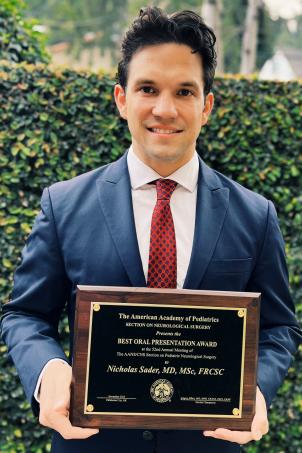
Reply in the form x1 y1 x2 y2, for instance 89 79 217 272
142 430 154 441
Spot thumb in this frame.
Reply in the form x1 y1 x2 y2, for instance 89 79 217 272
251 426 262 441
251 412 264 441
251 387 269 441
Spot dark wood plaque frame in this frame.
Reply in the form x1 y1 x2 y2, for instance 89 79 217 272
70 286 260 430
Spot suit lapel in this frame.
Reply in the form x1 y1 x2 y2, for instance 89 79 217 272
96 152 229 290
183 158 229 289
96 152 146 287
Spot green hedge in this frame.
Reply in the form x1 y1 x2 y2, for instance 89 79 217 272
0 0 49 64
0 61 301 452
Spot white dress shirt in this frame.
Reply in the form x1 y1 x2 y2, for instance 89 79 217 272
127 146 198 288
35 147 199 401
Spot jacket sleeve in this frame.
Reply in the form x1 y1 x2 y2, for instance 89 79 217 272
247 200 302 408
1 188 71 415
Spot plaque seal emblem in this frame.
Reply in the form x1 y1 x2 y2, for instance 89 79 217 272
150 379 174 403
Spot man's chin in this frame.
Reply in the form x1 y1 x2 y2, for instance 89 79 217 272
145 147 185 162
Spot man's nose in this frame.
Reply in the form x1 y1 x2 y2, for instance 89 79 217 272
151 93 178 119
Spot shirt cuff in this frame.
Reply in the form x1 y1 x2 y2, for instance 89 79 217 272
34 358 69 403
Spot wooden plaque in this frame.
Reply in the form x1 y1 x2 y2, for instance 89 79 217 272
70 286 260 430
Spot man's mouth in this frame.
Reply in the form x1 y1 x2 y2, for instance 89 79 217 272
147 127 182 134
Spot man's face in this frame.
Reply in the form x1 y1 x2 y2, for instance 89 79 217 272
114 43 214 176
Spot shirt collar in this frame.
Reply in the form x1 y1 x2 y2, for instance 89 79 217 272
127 145 199 193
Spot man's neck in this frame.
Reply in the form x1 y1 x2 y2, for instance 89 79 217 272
131 147 195 177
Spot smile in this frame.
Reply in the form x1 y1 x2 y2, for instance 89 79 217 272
147 128 182 134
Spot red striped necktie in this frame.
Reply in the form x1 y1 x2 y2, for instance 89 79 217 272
147 179 178 288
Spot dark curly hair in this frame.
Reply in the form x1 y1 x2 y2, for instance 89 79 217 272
117 6 217 96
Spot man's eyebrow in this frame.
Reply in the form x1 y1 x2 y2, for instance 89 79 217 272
179 81 200 91
133 79 200 91
133 79 156 87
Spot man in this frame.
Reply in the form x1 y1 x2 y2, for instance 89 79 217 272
1 6 301 453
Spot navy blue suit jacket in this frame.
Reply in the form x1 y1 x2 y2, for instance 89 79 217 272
1 152 301 453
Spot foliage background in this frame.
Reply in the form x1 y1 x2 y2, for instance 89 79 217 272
0 1 301 451
0 61 301 452
0 0 49 64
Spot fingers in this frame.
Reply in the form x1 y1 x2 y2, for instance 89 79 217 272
39 360 99 439
203 412 269 445
203 415 268 444
251 413 269 440
252 388 269 438
40 410 99 440
39 399 99 439
203 387 269 445
39 397 100 440
204 428 254 444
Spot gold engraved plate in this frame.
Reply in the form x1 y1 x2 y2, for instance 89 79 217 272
71 286 260 431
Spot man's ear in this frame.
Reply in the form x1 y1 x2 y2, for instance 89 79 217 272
114 84 127 120
201 92 214 126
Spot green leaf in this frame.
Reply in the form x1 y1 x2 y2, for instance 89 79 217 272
39 113 49 122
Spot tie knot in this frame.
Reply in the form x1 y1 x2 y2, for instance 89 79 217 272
155 179 177 201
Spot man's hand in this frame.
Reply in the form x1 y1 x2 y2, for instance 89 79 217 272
203 387 269 445
39 361 99 440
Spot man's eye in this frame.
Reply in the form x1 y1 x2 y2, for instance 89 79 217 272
178 89 193 96
140 86 155 94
